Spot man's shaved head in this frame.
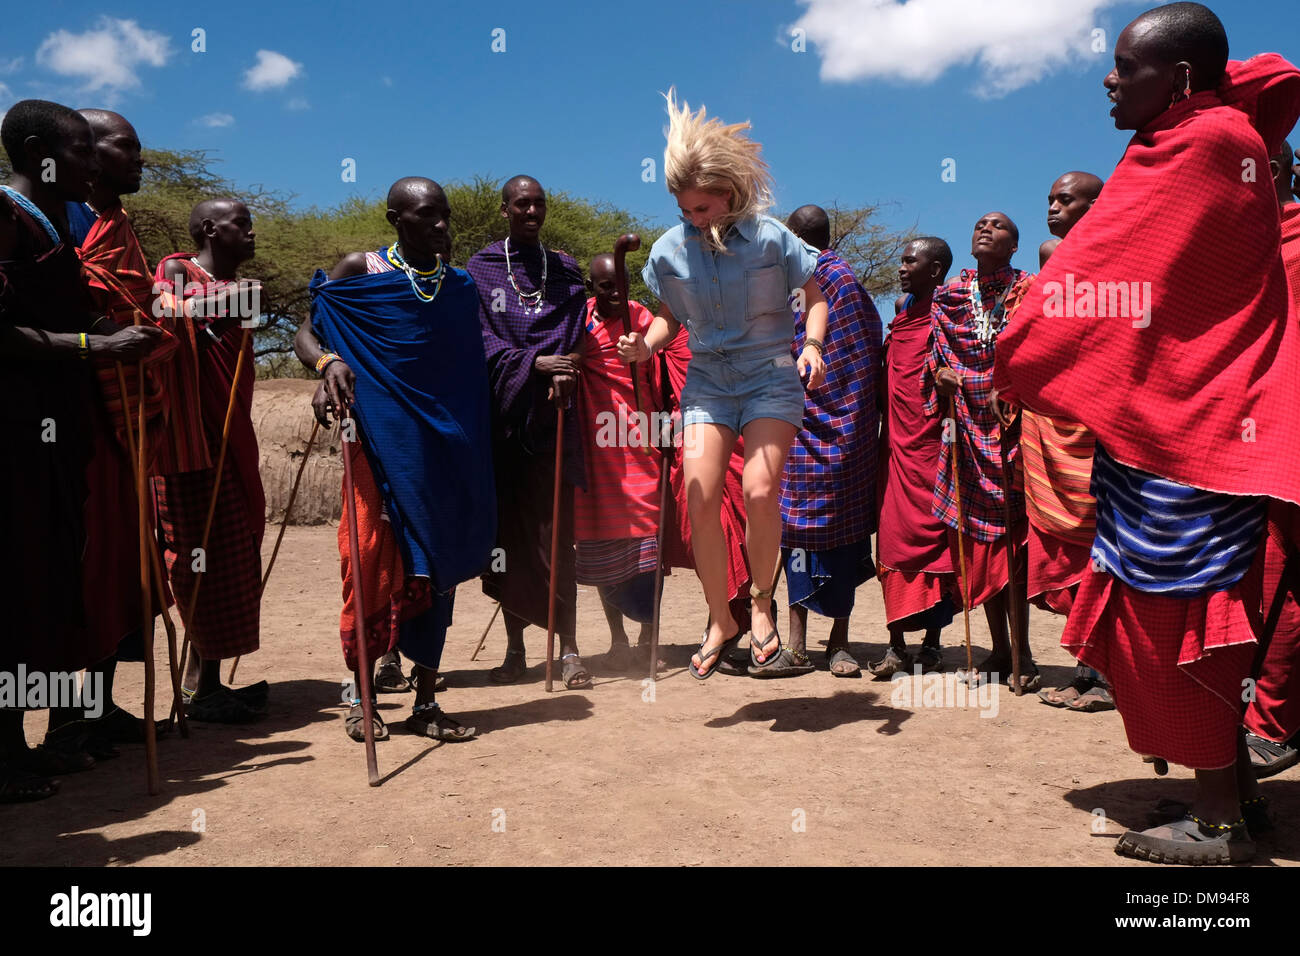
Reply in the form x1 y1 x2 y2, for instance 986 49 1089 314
78 108 132 137
78 107 143 199
1047 171 1104 238
589 253 615 279
502 174 542 204
387 176 446 211
1129 2 1228 92
188 197 250 247
911 236 953 277
786 204 830 252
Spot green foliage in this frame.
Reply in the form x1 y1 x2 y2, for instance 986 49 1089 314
4 147 914 374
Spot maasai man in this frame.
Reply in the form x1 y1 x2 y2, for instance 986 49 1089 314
1239 139 1300 778
996 2 1300 863
1022 172 1117 714
45 108 179 758
872 237 957 677
924 212 1036 690
154 199 267 723
0 100 163 799
1037 172 1103 268
296 177 494 741
466 175 591 689
575 254 665 671
756 204 881 678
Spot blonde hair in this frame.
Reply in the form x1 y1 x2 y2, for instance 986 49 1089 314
662 87 773 252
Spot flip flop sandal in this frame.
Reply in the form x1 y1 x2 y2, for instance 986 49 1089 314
749 629 782 669
1149 796 1273 835
1038 675 1093 707
826 646 862 678
0 765 59 803
868 646 912 679
690 631 732 681
749 646 816 679
406 704 476 742
19 745 95 776
560 654 592 690
1245 732 1299 779
345 703 388 743
1066 684 1116 712
188 687 264 724
916 645 943 673
489 650 527 685
1115 813 1254 865
374 656 412 694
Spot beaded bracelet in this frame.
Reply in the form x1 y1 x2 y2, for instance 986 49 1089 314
316 352 342 375
804 337 824 354
78 332 90 360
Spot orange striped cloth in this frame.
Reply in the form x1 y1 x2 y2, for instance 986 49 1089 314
77 206 177 467
1020 409 1096 547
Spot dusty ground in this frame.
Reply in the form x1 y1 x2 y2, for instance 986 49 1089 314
4 525 1297 867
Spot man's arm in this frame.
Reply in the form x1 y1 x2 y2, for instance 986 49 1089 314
301 252 368 425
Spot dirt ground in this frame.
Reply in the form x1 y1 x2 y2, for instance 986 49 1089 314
4 525 1297 867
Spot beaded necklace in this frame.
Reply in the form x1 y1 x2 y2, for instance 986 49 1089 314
387 243 445 302
969 272 1016 345
504 237 547 314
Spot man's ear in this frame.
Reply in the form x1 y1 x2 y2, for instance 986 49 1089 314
385 207 400 228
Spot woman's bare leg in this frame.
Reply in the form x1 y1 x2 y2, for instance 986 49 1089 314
740 417 798 663
682 422 740 670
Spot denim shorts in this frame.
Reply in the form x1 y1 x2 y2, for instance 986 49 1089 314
680 350 806 433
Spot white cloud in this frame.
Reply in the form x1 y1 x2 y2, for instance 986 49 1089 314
36 18 171 93
791 0 1124 98
0 57 22 75
197 112 235 127
286 97 310 111
242 50 302 91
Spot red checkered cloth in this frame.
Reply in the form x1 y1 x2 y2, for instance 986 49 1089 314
1062 552 1264 770
923 267 1032 542
947 521 1027 610
996 55 1300 510
154 462 261 659
780 249 882 551
1026 521 1089 616
1283 203 1300 296
878 565 957 626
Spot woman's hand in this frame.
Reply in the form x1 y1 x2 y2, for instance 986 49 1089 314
798 345 826 390
616 332 651 364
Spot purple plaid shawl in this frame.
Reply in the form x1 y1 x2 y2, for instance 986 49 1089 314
465 240 587 486
921 266 1031 542
780 249 883 551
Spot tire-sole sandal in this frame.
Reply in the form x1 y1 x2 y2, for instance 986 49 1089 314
0 765 59 803
1245 732 1299 779
345 703 388 743
19 745 95 776
1115 814 1254 865
406 704 476 742
869 647 912 679
826 646 862 678
1065 684 1115 713
489 650 527 685
1149 796 1273 835
188 688 264 724
749 646 815 679
1038 676 1093 708
915 645 944 673
375 655 412 694
560 654 592 690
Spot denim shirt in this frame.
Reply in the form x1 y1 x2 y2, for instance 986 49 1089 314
642 214 818 362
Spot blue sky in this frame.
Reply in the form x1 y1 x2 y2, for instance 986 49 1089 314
2 0 1296 292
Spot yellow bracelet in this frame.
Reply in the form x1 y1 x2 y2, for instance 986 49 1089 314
78 332 90 360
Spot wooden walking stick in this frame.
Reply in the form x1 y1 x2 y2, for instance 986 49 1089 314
341 407 380 785
113 362 188 741
170 325 252 728
613 234 642 413
470 602 502 662
998 420 1024 696
228 417 321 684
947 395 974 676
545 404 566 693
136 354 160 793
648 390 674 682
